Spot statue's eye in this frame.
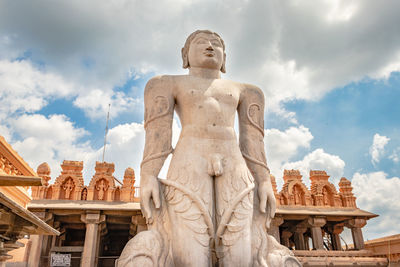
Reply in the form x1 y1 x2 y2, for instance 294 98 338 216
196 38 207 44
211 40 221 47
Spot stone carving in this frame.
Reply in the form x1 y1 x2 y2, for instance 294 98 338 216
310 170 341 207
322 187 329 206
293 185 302 205
338 177 357 207
32 160 135 202
0 155 23 176
117 30 300 266
275 169 359 209
81 187 88 200
96 179 108 200
280 170 312 206
52 160 84 200
32 162 52 199
62 178 74 199
88 162 116 201
121 167 136 201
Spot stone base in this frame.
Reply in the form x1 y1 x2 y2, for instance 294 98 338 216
294 250 388 266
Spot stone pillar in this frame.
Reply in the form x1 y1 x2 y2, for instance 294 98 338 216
28 235 43 267
281 231 293 248
304 235 310 250
28 211 54 267
0 240 11 267
294 225 307 250
308 217 326 250
346 219 366 250
81 212 105 267
268 216 284 243
351 227 365 250
328 223 344 251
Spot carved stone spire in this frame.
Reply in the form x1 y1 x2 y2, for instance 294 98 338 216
283 169 302 183
121 167 135 202
339 177 357 208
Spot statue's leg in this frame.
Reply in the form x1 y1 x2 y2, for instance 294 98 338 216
164 157 214 267
214 162 254 267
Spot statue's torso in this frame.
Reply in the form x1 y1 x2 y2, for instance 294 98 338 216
173 76 241 131
165 75 247 183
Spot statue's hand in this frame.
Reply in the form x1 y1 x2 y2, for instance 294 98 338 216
140 174 161 225
258 180 276 229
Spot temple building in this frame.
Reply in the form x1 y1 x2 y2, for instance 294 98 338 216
28 160 142 267
26 159 391 266
268 169 387 266
0 136 59 267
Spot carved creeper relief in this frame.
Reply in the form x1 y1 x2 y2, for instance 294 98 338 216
247 103 264 136
144 96 170 129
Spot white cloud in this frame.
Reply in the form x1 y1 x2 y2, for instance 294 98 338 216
282 148 345 187
0 125 12 141
389 147 400 163
95 119 181 185
73 89 142 120
1 0 399 119
0 59 139 122
352 171 400 240
0 60 76 119
369 133 390 165
77 121 146 185
264 127 345 188
325 0 359 23
265 125 313 179
9 114 95 181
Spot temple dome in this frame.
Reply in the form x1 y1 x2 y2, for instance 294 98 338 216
124 167 135 178
37 162 51 176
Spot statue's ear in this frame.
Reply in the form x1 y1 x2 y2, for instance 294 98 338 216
220 52 226 73
182 47 189 69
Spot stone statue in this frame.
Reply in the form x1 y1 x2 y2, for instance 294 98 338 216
63 178 74 199
322 187 329 206
96 179 108 200
117 30 301 267
81 188 88 200
293 186 301 205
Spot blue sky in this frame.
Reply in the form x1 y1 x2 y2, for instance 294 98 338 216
281 73 400 179
1 0 400 241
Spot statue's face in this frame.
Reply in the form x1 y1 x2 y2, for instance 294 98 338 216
188 32 225 71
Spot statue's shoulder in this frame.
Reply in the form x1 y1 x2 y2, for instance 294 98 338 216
145 75 184 96
146 75 178 86
239 83 264 101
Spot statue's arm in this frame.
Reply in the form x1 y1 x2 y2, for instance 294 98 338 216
140 75 174 223
238 84 275 227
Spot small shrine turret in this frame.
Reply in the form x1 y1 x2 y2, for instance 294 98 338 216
339 177 357 208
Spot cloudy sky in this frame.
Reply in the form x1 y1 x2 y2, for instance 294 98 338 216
1 0 399 241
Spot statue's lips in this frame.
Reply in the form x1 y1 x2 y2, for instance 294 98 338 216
204 52 214 57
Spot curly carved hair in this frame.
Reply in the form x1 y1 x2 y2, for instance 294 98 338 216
181 30 226 73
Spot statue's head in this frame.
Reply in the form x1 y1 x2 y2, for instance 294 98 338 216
182 30 226 73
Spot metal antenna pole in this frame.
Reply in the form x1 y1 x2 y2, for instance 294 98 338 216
100 104 124 187
102 104 111 163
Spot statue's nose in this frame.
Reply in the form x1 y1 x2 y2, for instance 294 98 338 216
206 45 214 51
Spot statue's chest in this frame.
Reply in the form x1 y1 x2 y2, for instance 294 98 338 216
178 85 239 110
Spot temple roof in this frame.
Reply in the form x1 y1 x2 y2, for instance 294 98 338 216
277 205 378 219
0 191 59 236
0 136 37 177
28 199 140 211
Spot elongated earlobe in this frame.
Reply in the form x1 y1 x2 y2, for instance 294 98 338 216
220 53 226 73
182 47 189 69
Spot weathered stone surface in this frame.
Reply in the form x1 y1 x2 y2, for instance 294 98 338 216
117 30 300 266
